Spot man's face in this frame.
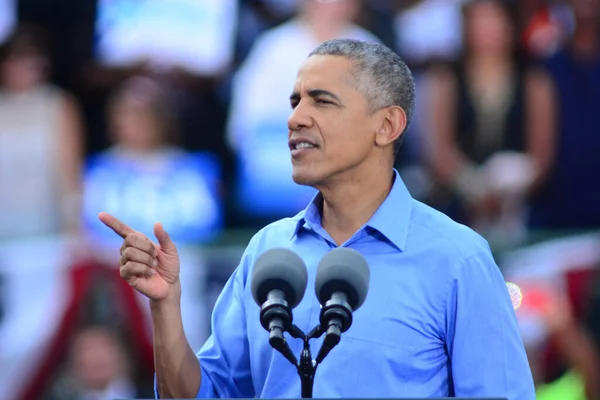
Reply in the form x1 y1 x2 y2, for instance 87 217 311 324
304 0 360 26
288 55 380 187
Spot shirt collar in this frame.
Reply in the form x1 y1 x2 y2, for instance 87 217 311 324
291 169 412 251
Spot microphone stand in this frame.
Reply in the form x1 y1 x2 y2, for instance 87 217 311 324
272 323 342 398
288 325 316 398
264 295 353 398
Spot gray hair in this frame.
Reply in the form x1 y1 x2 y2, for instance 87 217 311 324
309 38 416 156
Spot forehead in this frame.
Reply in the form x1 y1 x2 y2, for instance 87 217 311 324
293 55 356 92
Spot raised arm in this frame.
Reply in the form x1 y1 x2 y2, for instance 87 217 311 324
98 213 200 398
99 212 256 399
424 65 467 186
57 93 85 230
524 67 557 195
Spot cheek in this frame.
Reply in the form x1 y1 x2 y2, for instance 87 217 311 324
323 119 372 160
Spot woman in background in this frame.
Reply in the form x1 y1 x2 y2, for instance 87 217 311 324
421 0 555 245
48 326 138 400
103 75 181 164
0 25 85 238
82 74 222 247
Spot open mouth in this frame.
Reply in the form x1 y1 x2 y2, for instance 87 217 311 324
291 142 317 150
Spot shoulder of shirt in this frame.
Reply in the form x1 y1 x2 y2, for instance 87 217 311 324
39 83 68 101
345 25 382 44
0 84 65 103
408 198 493 264
250 20 306 49
234 213 305 286
244 211 306 253
251 20 381 51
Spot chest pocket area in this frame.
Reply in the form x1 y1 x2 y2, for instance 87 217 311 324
342 298 446 357
327 303 448 387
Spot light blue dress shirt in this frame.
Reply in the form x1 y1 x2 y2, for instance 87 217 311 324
158 170 535 399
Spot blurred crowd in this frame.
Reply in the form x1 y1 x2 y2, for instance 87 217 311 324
0 0 599 399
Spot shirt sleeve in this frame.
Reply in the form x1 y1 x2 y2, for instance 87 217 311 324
154 243 256 399
445 251 536 400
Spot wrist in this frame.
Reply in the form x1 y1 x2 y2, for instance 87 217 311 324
452 164 487 204
552 319 577 336
150 283 182 312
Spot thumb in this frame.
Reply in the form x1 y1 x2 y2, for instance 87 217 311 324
154 222 177 254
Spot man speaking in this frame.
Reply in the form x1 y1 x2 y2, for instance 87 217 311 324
99 39 535 399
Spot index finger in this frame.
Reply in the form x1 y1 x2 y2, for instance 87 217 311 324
98 212 135 239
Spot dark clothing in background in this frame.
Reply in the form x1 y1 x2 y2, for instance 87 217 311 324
454 64 528 164
529 50 600 230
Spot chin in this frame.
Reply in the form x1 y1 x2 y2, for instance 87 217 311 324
291 166 322 187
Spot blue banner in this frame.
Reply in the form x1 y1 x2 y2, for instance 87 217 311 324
235 120 317 218
82 151 223 244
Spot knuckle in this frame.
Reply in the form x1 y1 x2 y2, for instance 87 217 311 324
124 261 136 271
124 234 135 246
130 234 147 249
134 232 148 242
122 247 134 258
144 253 154 265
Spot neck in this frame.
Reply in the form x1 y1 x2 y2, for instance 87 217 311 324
571 21 600 59
302 16 346 43
467 54 511 71
318 161 395 246
4 84 36 94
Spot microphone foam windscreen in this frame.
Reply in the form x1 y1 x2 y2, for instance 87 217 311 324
315 247 370 311
251 248 308 309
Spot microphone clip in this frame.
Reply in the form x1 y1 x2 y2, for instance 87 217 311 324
259 297 292 345
319 293 353 335
313 294 353 364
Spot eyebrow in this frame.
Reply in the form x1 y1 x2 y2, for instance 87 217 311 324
289 89 342 104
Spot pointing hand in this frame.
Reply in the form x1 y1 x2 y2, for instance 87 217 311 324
98 212 181 301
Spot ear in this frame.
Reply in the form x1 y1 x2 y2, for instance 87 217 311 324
374 106 407 148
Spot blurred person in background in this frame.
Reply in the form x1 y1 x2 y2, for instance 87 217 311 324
529 0 600 230
392 0 468 70
421 0 555 246
80 0 238 173
102 75 182 165
0 24 85 239
236 0 299 63
515 282 600 400
83 74 223 247
48 326 137 400
227 0 380 223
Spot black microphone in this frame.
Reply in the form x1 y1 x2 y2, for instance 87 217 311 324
251 248 308 362
313 247 370 363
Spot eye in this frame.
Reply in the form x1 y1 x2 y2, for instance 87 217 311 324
290 101 298 109
315 99 334 106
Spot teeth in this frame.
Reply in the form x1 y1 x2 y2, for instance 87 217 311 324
296 142 315 149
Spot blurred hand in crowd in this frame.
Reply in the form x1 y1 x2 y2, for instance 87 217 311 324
515 281 575 331
516 280 600 400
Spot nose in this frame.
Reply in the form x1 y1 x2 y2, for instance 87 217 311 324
288 101 314 132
